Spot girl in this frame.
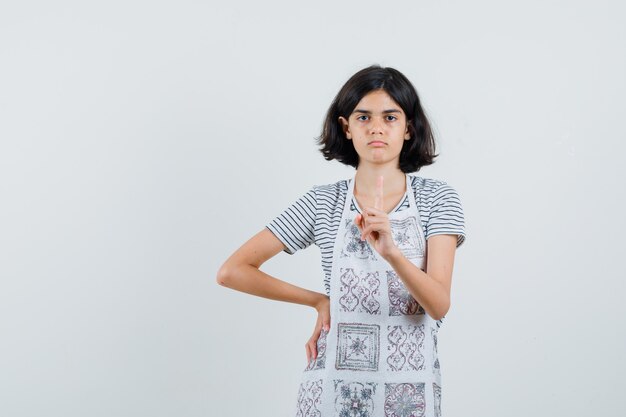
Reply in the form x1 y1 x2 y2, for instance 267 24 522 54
217 65 466 417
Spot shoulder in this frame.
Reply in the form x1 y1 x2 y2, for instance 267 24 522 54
313 178 348 193
311 178 349 202
409 174 466 247
407 174 460 198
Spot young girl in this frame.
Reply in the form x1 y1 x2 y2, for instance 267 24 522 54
217 65 466 417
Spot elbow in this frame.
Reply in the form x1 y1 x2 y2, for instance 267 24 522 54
216 263 233 287
431 311 446 321
431 312 445 321
216 260 257 288
431 301 450 321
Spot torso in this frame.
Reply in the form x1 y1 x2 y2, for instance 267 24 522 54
296 173 443 416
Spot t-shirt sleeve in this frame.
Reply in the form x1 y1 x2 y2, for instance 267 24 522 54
426 183 466 248
265 186 317 255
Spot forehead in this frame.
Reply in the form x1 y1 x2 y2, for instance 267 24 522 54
352 89 403 113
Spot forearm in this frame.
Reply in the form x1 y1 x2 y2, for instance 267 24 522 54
385 249 449 320
218 263 327 309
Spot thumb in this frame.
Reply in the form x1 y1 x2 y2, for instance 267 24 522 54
321 314 329 332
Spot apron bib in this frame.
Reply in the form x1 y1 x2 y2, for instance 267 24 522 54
297 173 443 417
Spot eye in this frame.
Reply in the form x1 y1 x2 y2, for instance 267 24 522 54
386 115 398 121
356 115 369 121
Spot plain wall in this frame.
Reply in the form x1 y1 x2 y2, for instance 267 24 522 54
1 1 625 416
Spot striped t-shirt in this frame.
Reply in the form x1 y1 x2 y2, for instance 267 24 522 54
266 174 466 296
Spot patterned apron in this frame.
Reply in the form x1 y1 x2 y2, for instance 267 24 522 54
295 173 443 417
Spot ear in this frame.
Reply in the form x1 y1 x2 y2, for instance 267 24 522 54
338 116 352 139
404 121 412 140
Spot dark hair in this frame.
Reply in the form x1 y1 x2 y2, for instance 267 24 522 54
316 65 438 173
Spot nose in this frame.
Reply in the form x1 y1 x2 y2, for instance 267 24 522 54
369 117 384 135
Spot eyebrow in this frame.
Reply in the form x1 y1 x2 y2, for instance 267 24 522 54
352 109 402 114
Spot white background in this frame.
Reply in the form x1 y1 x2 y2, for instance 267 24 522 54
1 1 625 416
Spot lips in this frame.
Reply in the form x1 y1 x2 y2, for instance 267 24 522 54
368 141 387 146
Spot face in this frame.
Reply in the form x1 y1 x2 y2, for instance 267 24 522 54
338 89 411 168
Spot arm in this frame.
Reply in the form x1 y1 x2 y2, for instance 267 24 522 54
216 228 328 309
216 228 331 364
384 234 457 321
356 175 460 321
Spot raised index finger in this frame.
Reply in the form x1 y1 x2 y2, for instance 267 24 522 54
374 175 384 211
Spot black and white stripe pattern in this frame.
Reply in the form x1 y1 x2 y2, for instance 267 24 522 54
266 174 466 296
349 193 409 212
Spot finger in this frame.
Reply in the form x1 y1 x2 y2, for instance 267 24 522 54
361 225 372 241
374 175 384 210
361 222 385 242
360 216 372 241
355 212 366 235
362 206 387 216
363 214 385 223
362 229 374 242
360 216 383 237
311 323 322 357
321 310 331 332
305 343 311 363
354 214 362 230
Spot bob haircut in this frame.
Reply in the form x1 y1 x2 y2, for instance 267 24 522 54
317 65 438 173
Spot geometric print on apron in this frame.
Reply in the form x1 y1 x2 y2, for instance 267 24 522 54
296 173 444 417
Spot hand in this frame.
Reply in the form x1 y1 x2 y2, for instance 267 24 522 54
305 294 330 365
354 175 399 260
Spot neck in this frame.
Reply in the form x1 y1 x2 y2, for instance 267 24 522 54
353 165 406 198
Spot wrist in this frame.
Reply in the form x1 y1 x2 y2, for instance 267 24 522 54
384 246 404 263
313 292 329 311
